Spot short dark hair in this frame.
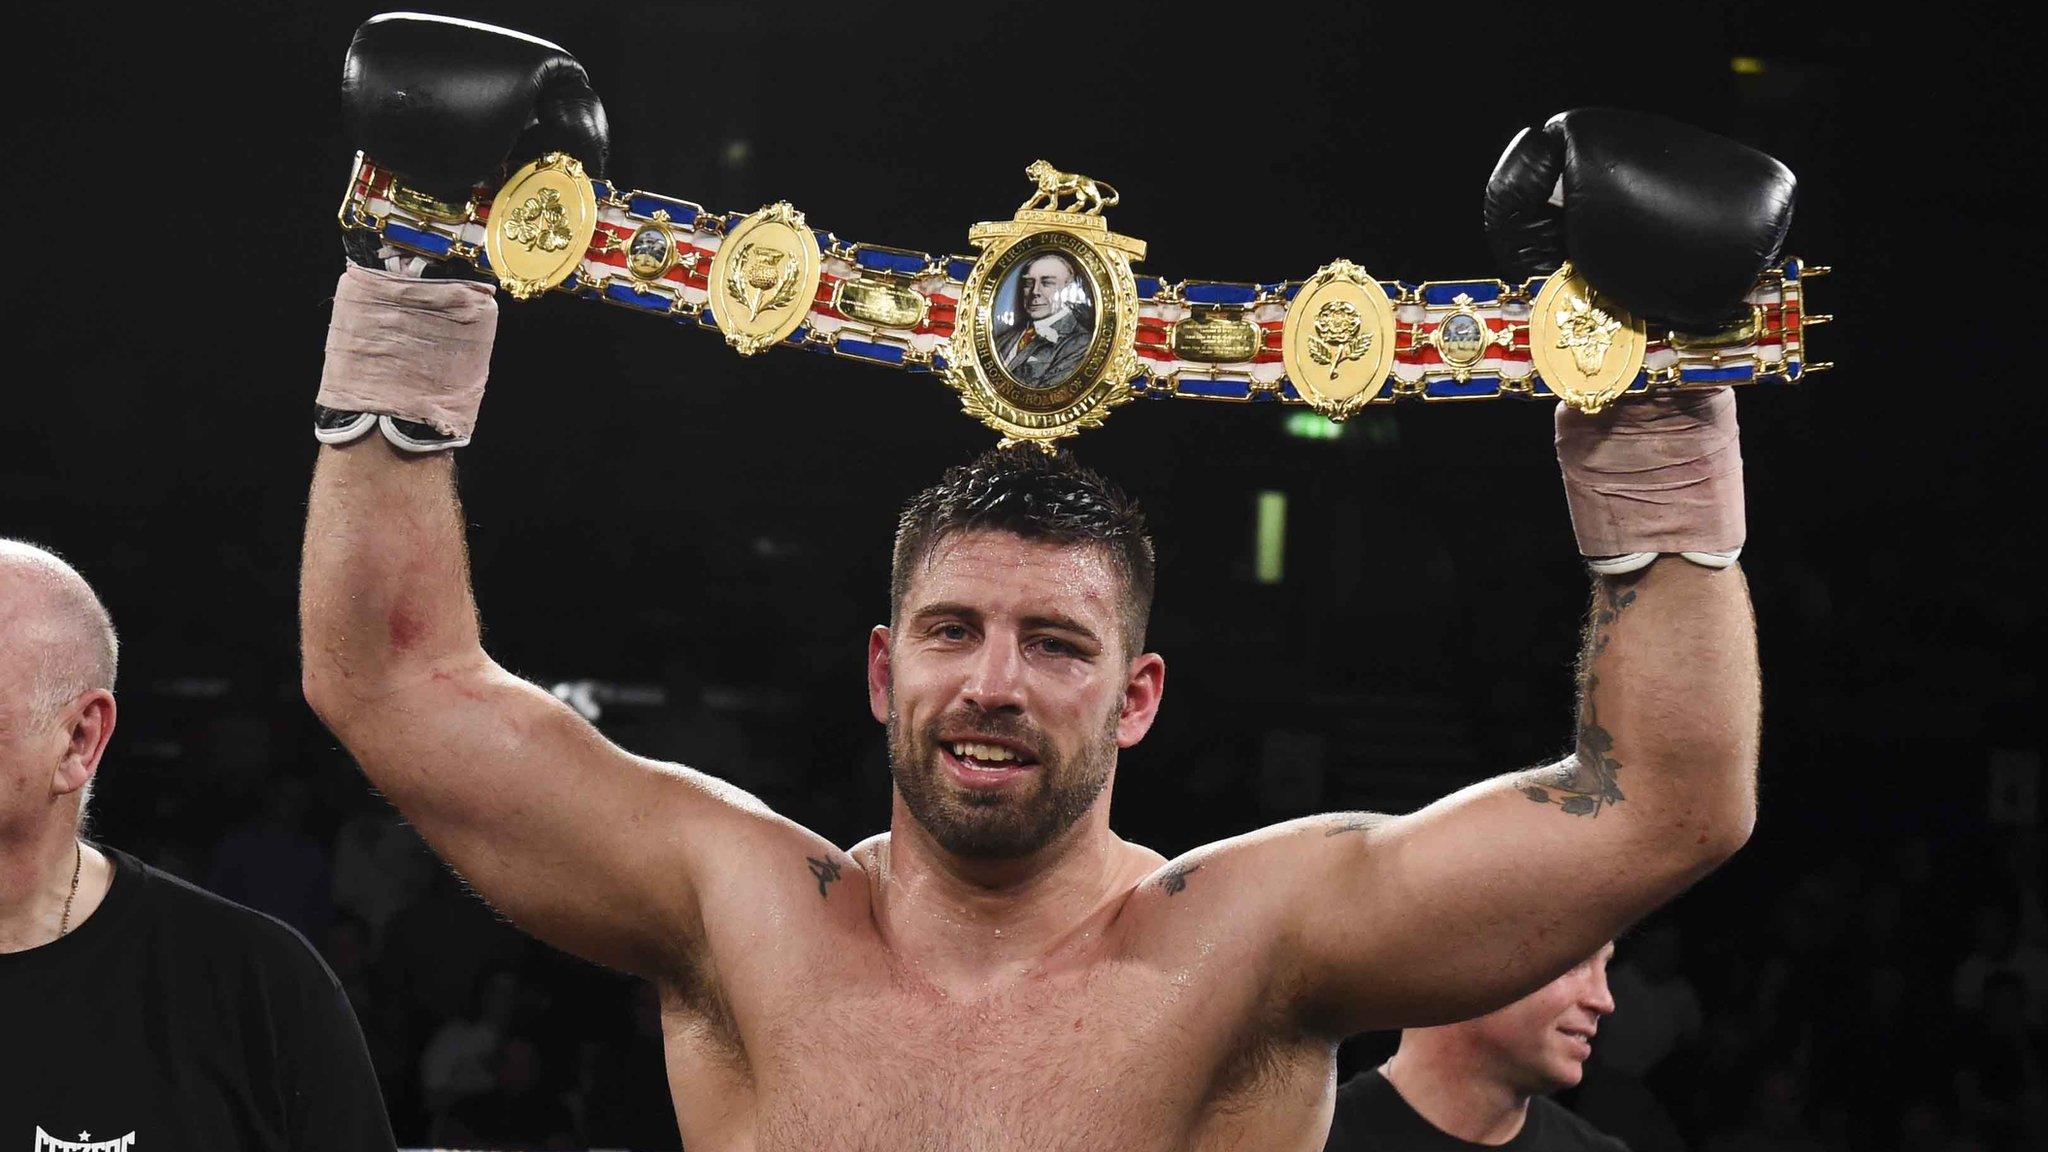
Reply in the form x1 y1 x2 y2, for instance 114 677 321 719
891 447 1155 656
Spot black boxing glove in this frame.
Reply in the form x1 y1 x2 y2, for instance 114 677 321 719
326 13 610 447
343 12 609 207
1483 109 1794 331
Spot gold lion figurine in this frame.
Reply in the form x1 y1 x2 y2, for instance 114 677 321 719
1019 160 1120 217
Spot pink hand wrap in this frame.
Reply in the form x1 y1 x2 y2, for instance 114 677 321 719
1555 388 1745 568
318 264 499 441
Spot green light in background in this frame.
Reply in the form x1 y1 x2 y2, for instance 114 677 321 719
1284 411 1345 440
1256 490 1287 584
1731 56 1766 74
1285 410 1402 445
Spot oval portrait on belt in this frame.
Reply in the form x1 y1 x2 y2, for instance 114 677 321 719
991 246 1099 393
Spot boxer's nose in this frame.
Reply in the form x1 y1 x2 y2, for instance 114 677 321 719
959 633 1027 713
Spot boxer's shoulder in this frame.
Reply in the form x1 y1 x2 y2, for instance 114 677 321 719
1106 832 1325 1018
655 819 879 1065
1116 822 1313 944
693 811 877 944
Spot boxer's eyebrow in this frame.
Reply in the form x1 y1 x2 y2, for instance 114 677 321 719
908 602 980 628
1019 611 1100 646
906 603 1102 649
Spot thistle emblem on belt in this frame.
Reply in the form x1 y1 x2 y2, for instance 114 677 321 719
707 201 823 356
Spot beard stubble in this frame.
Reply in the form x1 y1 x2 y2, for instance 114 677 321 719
887 697 1120 859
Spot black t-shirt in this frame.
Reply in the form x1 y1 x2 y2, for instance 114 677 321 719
0 845 396 1152
1326 1069 1632 1152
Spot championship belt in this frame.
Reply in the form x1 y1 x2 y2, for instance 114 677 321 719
339 153 1833 445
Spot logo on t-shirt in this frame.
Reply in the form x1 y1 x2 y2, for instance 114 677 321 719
33 1130 136 1152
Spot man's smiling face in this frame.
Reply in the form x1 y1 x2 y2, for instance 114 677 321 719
870 530 1152 859
1474 941 1617 1093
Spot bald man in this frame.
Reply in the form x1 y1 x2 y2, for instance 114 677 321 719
1325 943 1628 1151
0 540 396 1152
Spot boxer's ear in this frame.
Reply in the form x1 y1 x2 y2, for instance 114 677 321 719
1116 653 1164 749
867 626 893 724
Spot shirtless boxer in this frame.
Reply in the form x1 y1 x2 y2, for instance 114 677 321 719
301 15 1788 1149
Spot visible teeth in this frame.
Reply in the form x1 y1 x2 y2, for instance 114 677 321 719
950 741 1019 763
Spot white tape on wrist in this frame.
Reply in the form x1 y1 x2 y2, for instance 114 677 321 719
1557 388 1746 565
317 264 499 445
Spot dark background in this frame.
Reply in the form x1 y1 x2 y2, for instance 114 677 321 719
12 1 2045 1149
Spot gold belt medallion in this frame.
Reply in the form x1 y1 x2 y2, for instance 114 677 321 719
1530 262 1648 414
485 153 598 300
708 202 824 356
945 161 1147 447
1282 260 1397 422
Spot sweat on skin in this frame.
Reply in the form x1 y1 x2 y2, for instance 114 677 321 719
300 431 1758 1151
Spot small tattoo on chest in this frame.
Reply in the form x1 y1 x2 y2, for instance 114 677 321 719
806 855 842 899
1159 862 1203 896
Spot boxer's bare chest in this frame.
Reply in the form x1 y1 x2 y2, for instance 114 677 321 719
660 928 1334 1151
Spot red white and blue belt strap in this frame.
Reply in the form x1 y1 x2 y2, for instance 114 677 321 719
338 152 1831 440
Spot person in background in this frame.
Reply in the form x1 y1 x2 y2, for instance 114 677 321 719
0 539 395 1151
1325 942 1629 1151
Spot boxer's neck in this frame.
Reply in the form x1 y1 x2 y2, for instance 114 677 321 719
0 818 111 953
868 797 1141 989
1383 1037 1532 1146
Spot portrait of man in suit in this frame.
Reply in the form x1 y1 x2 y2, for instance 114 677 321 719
994 249 1096 391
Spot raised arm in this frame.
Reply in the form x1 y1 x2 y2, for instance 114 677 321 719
302 442 790 977
1142 109 1792 1035
301 14 834 980
1280 555 1757 1031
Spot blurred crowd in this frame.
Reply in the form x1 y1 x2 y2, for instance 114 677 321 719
1558 839 2045 1152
